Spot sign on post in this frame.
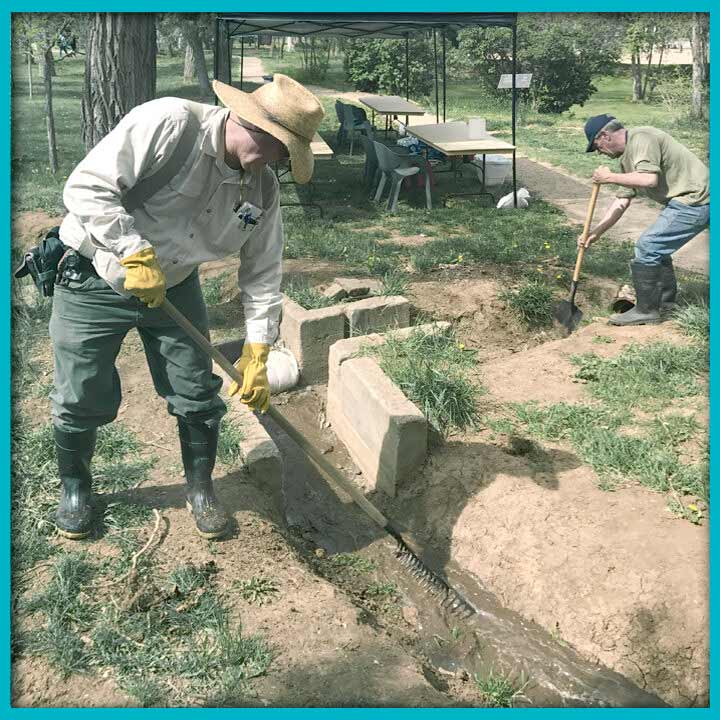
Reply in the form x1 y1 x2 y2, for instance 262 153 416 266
497 73 533 89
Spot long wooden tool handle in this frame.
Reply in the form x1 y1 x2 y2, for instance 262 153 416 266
573 183 601 283
160 299 391 530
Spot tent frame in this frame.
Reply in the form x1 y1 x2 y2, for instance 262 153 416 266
213 12 518 206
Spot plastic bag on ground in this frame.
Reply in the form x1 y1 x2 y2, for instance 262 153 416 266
496 187 530 209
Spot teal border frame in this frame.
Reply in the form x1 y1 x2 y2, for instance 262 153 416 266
2 3 715 717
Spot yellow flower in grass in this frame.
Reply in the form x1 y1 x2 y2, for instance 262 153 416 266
556 274 563 279
458 343 466 350
544 242 551 249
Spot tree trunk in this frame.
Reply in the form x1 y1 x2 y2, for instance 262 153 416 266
182 21 210 94
27 51 33 99
81 12 157 151
39 45 56 80
691 13 707 120
631 52 643 101
44 50 58 174
184 42 194 80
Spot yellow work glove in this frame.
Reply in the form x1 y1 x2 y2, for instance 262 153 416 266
228 342 271 413
120 247 166 308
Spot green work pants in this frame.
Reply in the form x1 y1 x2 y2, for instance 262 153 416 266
49 269 226 433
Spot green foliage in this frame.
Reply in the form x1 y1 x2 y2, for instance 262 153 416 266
473 667 527 708
217 420 245 467
452 15 623 113
572 342 707 410
328 553 377 574
21 558 272 706
202 272 230 306
283 278 337 310
234 576 279 606
500 278 555 328
379 270 410 297
673 303 709 345
344 38 435 96
365 327 482 436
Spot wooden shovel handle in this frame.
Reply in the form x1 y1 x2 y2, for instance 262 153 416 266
573 183 601 283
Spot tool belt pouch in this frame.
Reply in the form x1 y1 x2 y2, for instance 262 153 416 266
13 227 66 298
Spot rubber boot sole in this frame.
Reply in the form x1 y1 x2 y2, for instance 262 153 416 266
608 316 662 326
56 525 92 540
186 500 228 540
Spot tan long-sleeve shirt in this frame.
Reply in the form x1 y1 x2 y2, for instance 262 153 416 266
60 96 284 345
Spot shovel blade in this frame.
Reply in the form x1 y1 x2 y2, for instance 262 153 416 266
554 300 583 334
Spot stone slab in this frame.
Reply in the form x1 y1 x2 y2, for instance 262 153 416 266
345 295 411 337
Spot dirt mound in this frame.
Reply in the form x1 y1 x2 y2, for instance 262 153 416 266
12 210 66 249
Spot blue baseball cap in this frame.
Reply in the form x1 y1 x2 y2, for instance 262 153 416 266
584 114 616 152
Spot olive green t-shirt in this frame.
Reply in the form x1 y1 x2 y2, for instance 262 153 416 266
615 127 709 206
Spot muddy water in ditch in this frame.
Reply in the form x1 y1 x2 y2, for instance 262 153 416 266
261 389 665 708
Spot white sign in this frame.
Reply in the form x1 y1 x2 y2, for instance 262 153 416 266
498 73 532 89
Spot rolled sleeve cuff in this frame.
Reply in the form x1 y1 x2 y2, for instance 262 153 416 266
634 160 661 174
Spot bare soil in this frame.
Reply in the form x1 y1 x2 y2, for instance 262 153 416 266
11 216 708 708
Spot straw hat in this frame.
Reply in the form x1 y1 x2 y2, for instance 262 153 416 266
213 75 324 184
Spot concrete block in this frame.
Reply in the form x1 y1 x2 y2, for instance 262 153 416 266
327 322 450 496
279 293 412 385
279 296 346 385
322 282 348 301
345 295 410 337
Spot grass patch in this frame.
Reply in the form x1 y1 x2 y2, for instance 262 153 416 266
512 401 708 507
21 558 272 706
283 278 337 310
500 278 555 328
234 576 280 606
572 342 707 410
363 327 481 436
673 303 709 345
202 272 230 306
217 419 245 467
379 270 410 297
473 667 528 708
328 553 377 574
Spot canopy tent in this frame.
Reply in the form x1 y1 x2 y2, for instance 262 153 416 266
213 12 519 204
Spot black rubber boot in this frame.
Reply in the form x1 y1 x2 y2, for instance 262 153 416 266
608 261 663 326
54 428 97 539
659 257 678 314
178 419 228 540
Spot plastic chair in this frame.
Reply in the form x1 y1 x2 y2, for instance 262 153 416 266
373 141 432 212
340 103 373 156
334 100 347 148
361 136 413 196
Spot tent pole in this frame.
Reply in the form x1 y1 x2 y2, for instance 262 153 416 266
226 21 233 86
442 28 447 123
433 30 439 124
240 36 245 90
512 21 518 208
405 33 410 100
213 17 220 104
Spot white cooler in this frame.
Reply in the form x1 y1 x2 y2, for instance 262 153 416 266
474 154 512 187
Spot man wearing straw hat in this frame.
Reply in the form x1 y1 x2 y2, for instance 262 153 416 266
49 76 324 540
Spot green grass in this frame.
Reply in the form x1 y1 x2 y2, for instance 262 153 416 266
21 557 272 706
572 342 707 410
202 272 231 306
473 667 528 708
363 326 481 437
379 270 410 297
500 277 556 328
283 277 337 310
217 419 245 467
328 553 377 574
673 302 709 345
234 576 280 606
512 400 708 506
